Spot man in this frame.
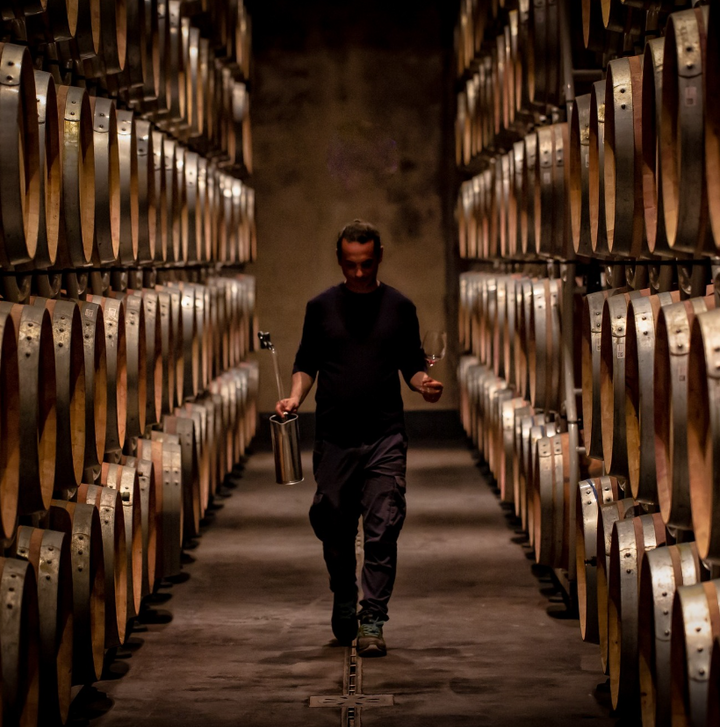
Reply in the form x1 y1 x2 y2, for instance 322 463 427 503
275 219 443 657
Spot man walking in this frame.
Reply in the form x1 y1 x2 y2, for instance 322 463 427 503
275 220 443 657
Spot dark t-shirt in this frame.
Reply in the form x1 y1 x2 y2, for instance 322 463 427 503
293 283 426 445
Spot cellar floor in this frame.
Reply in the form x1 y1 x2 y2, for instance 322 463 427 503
71 440 619 727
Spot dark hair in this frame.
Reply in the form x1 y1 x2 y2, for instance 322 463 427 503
336 219 382 259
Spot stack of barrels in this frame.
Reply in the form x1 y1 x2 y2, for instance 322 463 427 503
456 1 720 724
0 2 260 726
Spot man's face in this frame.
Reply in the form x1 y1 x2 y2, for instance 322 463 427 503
338 239 383 293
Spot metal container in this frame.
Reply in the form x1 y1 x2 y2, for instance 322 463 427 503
269 413 303 486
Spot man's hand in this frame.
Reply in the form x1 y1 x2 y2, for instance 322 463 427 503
409 371 443 403
420 375 443 403
275 396 300 418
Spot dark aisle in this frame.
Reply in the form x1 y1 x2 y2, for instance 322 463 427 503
75 444 615 727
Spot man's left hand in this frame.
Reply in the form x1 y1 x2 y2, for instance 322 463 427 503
419 374 443 403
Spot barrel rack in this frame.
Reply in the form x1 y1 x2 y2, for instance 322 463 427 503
0 2 260 725
457 0 720 723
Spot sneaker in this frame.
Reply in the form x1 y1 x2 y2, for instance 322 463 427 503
331 597 358 645
356 615 387 657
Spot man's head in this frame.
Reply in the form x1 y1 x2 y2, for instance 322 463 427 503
336 219 383 293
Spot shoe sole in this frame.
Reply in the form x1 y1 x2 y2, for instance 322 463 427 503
357 642 386 658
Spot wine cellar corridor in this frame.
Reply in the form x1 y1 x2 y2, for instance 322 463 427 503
73 445 614 727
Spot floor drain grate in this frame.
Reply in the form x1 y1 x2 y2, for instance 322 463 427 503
308 523 394 725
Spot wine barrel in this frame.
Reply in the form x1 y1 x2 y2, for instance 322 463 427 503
203 392 223 497
149 432 183 578
1 302 54 516
533 433 567 568
526 419 556 549
122 455 157 598
163 0 186 124
670 579 720 727
589 79 609 256
174 146 188 262
581 289 614 462
114 292 147 443
0 43 40 268
688 307 720 562
534 125 554 257
89 96 120 266
85 295 127 459
710 636 720 726
576 476 621 644
492 276 508 380
642 37 673 257
597 497 637 674
511 141 525 258
502 276 518 390
153 0 171 115
530 278 561 412
158 284 184 409
98 0 127 74
135 119 156 264
152 129 168 262
522 132 538 256
600 289 650 478
604 54 645 258
33 298 86 497
181 402 211 514
155 289 175 416
178 283 200 400
624 291 680 505
511 404 533 513
14 525 73 726
121 0 149 95
101 463 143 620
116 109 138 265
513 279 532 400
0 556 39 726
48 500 105 685
56 85 95 268
163 415 200 539
77 482 127 649
458 182 472 259
607 513 667 712
198 156 213 262
570 93 592 257
0 308 19 539
209 374 235 477
661 6 711 255
184 150 200 263
137 438 166 582
707 1 720 251
78 301 108 480
516 411 536 527
500 396 526 505
655 292 716 531
162 137 181 262
638 542 702 727
240 359 259 446
33 70 60 269
135 289 162 429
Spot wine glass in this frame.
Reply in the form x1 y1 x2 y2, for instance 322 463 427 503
421 331 446 395
423 331 447 369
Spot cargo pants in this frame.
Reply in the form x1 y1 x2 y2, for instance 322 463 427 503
309 431 408 621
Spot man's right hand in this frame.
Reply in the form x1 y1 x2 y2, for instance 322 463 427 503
275 397 300 418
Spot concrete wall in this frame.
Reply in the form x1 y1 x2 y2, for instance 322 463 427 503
246 0 458 415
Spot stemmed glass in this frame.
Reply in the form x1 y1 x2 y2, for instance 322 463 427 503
422 331 446 393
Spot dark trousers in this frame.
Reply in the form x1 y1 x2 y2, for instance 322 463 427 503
309 432 408 621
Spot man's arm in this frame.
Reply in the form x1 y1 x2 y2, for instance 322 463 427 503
275 371 315 417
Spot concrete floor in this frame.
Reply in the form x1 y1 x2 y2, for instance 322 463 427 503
70 444 620 727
